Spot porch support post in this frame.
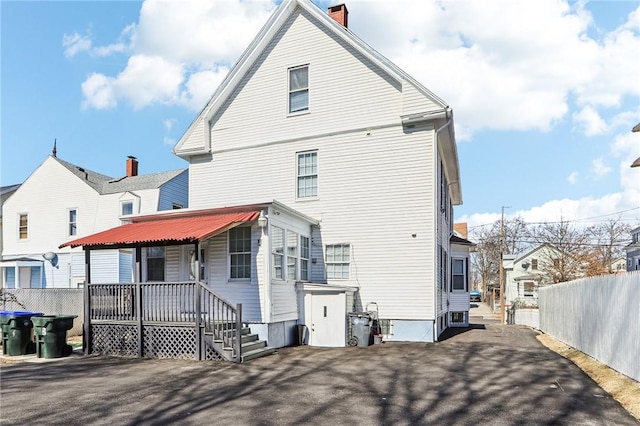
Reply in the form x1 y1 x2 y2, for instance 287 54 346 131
235 303 242 363
83 248 92 355
135 247 143 357
194 241 202 360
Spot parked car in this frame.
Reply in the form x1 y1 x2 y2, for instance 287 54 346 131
470 290 482 302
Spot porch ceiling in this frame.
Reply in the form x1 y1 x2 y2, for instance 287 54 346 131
59 210 260 249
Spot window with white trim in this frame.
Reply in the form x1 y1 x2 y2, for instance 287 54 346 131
272 226 284 279
288 65 309 113
297 151 318 198
531 258 538 270
451 258 466 291
522 281 535 297
229 227 251 279
300 236 310 281
121 201 133 216
18 214 28 240
68 209 77 236
287 231 298 280
326 244 350 279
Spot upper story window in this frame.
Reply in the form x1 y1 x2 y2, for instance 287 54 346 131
326 244 350 279
18 214 28 239
121 201 134 216
146 247 165 281
531 258 538 270
288 65 309 114
68 209 77 236
229 227 251 279
297 151 318 198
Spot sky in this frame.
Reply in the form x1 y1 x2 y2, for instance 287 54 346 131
1 0 639 235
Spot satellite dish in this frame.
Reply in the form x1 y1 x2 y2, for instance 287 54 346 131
43 251 58 267
522 261 530 270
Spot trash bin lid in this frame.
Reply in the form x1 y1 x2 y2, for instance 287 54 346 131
0 311 43 317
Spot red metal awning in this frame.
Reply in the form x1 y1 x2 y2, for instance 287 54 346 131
60 210 260 249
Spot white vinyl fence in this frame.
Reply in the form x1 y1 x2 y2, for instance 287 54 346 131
539 271 640 382
1 288 83 336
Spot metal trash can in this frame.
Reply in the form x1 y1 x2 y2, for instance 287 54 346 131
32 315 78 359
348 312 372 347
297 324 308 345
0 311 43 356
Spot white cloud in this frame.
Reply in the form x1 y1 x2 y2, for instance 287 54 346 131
78 0 640 128
591 158 612 177
348 0 639 139
461 130 640 232
567 171 579 184
163 118 176 131
80 0 274 111
63 32 92 58
81 73 116 109
573 106 608 136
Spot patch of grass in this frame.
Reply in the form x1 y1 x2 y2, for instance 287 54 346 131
537 333 640 421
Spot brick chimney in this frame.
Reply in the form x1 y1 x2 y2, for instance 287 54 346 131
126 156 138 177
328 4 348 28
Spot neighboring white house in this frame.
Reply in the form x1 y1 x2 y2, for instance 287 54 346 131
503 243 576 308
1 154 188 288
0 184 21 288
625 226 640 272
64 0 464 348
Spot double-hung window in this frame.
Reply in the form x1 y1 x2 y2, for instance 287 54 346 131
326 244 350 279
229 227 251 279
451 258 466 291
18 214 28 240
68 209 77 236
288 65 309 113
297 151 318 198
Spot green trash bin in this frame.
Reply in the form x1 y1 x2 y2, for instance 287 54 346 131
0 311 43 356
31 315 77 359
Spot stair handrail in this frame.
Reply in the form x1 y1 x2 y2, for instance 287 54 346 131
197 282 242 362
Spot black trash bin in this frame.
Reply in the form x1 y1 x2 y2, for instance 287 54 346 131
348 312 372 347
31 315 77 359
0 311 43 356
297 324 308 345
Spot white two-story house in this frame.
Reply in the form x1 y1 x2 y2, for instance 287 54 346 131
64 0 464 350
1 154 188 288
625 226 640 271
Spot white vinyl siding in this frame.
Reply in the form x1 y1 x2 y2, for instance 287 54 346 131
186 9 445 321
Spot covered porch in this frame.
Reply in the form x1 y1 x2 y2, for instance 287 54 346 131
61 205 276 362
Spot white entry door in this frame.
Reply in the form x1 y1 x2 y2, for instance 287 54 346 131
310 293 346 347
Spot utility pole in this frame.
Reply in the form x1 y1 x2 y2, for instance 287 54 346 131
499 206 509 324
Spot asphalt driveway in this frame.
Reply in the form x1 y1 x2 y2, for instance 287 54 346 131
1 322 637 425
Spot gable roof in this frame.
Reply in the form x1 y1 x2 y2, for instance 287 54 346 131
53 156 186 195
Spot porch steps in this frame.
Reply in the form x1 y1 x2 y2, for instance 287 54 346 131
206 326 275 363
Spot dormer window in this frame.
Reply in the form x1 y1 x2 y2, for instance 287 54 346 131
121 201 133 216
288 65 309 114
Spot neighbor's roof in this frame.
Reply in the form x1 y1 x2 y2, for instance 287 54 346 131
54 157 186 194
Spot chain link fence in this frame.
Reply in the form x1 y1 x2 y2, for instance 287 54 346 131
0 288 83 336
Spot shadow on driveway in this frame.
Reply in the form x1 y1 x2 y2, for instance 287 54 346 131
1 323 637 425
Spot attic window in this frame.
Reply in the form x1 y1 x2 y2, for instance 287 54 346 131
288 65 309 114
